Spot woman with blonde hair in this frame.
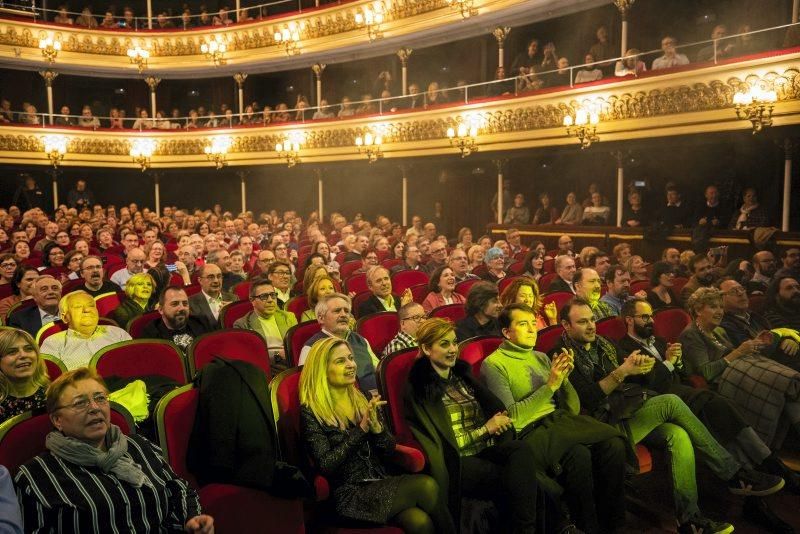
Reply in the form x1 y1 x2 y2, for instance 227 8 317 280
0 328 49 422
499 276 557 330
301 275 336 323
110 272 156 329
466 244 484 272
300 337 449 533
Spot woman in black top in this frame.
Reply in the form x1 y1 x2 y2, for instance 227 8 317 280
646 261 680 310
455 281 502 341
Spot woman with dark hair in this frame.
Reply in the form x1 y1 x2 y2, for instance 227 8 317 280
404 318 541 533
391 240 405 261
521 249 545 281
195 222 211 237
311 240 340 279
646 261 679 310
0 328 50 422
13 241 31 263
40 242 66 269
300 337 451 533
421 266 465 314
454 281 502 341
64 250 85 280
0 265 38 318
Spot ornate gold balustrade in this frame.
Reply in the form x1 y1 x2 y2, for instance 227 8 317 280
0 0 598 77
1 51 799 168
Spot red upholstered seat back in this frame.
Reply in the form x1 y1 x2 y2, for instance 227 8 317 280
286 296 310 322
458 336 503 377
339 260 363 281
391 270 429 294
455 278 480 298
498 275 522 294
127 311 162 338
351 291 373 318
671 277 689 297
188 329 271 378
36 320 67 345
92 340 187 384
538 273 559 292
542 291 574 316
382 258 403 270
653 307 692 344
219 300 253 329
345 272 368 295
61 278 85 295
156 386 199 486
284 321 322 367
409 283 428 304
376 348 419 444
233 281 251 302
535 324 565 354
595 317 627 342
630 280 651 294
42 355 66 379
356 311 399 355
271 369 304 469
429 303 466 323
95 292 122 317
0 285 13 300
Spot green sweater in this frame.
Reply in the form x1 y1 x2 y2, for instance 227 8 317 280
481 340 581 431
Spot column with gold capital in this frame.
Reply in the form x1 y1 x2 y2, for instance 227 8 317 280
492 27 511 79
614 0 635 57
39 70 59 125
396 48 412 96
144 76 161 119
234 73 248 117
311 64 326 108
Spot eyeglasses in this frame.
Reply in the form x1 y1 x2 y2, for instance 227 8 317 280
272 270 291 276
55 393 109 412
0 262 16 268
252 292 278 301
633 314 654 322
401 314 426 323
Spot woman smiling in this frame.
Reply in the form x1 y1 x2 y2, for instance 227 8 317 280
0 328 49 422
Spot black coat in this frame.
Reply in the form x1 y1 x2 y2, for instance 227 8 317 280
547 278 574 294
454 315 500 342
357 294 400 318
7 305 44 338
404 358 506 533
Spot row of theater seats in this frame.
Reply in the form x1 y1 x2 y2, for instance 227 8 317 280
0 305 698 532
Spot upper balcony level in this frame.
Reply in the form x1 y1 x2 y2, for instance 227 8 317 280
0 0 606 77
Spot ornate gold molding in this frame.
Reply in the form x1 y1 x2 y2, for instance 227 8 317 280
1 54 799 167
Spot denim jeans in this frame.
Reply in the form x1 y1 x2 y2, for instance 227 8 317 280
626 394 740 522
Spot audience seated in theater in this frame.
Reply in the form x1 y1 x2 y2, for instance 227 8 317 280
0 328 49 423
7 275 62 338
680 254 718 303
40 243 66 275
110 248 146 290
764 274 800 331
298 293 379 395
776 247 800 278
680 287 800 448
503 194 530 225
78 256 119 297
205 249 240 292
53 5 73 24
646 261 679 310
0 265 38 318
624 255 648 282
299 337 451 533
301 276 335 323
717 277 800 373
141 286 211 350
39 291 131 369
530 193 557 225
697 25 736 62
574 268 616 320
188 264 234 329
421 266 465 314
483 303 628 532
464 244 485 274
446 248 477 283
615 49 647 76
267 261 298 309
454 282 501 341
581 193 610 225
14 368 214 533
745 250 777 295
33 222 58 252
575 54 604 83
505 228 527 257
520 249 545 282
0 253 16 286
622 190 647 227
660 185 691 229
585 250 611 280
404 318 541 533
729 187 770 230
358 266 412 317
549 255 577 294
652 36 690 70
110 272 155 330
77 106 100 129
382 302 425 357
618 299 800 501
660 246 681 273
499 276 556 330
353 250 380 276
556 298 785 533
233 279 297 373
480 247 507 284
694 185 729 229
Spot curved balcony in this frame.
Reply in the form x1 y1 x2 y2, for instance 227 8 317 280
0 0 605 77
1 47 798 168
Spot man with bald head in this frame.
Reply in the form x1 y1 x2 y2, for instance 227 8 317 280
188 263 235 329
111 248 146 290
746 251 778 295
574 268 616 320
8 275 62 337
557 235 576 258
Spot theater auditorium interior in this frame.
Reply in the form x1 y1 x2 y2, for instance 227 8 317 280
0 0 799 532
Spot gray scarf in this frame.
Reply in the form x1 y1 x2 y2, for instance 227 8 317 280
46 424 151 488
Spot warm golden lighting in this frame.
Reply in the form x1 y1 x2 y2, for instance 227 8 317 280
38 36 62 63
563 107 600 149
276 132 303 167
355 130 384 162
204 136 233 169
445 0 476 19
355 3 385 41
446 121 479 157
733 85 777 134
42 135 67 167
130 138 156 171
200 37 228 66
274 22 302 55
127 45 150 73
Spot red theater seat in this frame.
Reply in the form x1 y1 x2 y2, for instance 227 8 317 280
391 270 428 294
91 339 188 385
41 354 67 379
455 278 480 298
535 324 564 354
458 336 503 377
187 329 271 378
219 300 253 329
429 303 466 323
286 295 310 322
233 281 252 301
95 291 122 317
356 311 398 355
345 272 368 295
127 311 162 338
284 320 322 367
653 307 691 344
595 317 627 342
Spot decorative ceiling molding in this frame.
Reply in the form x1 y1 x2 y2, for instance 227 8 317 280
0 0 605 78
1 53 798 167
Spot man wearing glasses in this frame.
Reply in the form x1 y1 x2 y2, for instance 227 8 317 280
233 279 297 373
382 302 426 358
110 248 146 290
423 241 448 275
78 256 119 297
266 261 297 310
189 264 235 329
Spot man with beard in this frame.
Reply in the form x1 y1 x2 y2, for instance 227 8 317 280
718 277 800 372
141 286 211 350
777 248 799 278
298 293 378 395
599 265 632 316
680 255 717 303
78 256 119 297
764 274 800 331
618 298 800 504
574 268 616 320
746 251 778 295
189 264 235 329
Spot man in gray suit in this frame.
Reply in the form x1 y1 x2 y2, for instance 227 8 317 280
188 263 235 329
233 279 298 373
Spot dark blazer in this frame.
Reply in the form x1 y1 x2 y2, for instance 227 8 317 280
454 315 500 342
357 294 400 318
7 306 44 338
547 277 574 294
404 358 502 533
110 298 151 331
188 290 236 329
